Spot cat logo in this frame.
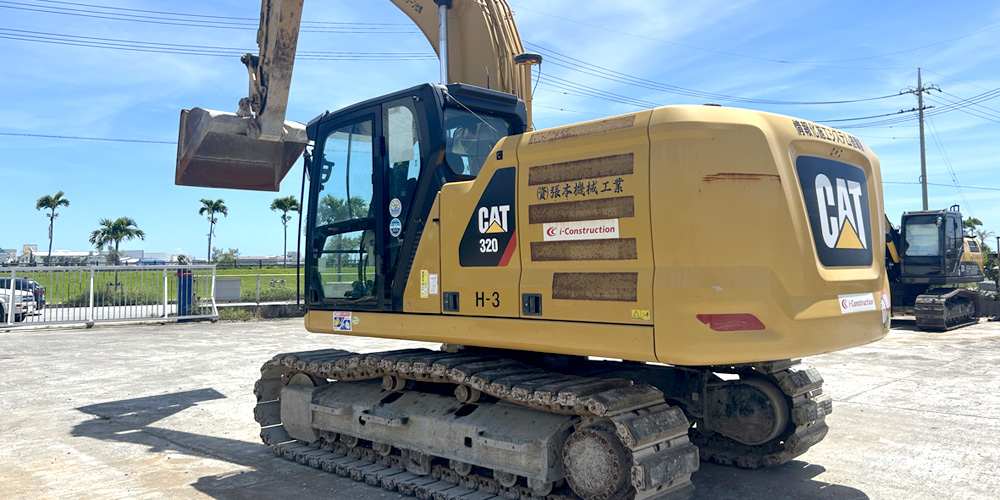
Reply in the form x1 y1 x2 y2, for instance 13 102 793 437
797 156 873 267
814 175 867 250
460 167 517 267
478 205 511 234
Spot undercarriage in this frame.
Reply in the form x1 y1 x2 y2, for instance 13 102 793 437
254 347 832 499
913 288 980 331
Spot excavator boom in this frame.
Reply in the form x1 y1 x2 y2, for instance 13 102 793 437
175 0 535 192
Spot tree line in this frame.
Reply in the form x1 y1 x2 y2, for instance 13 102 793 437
33 191 302 266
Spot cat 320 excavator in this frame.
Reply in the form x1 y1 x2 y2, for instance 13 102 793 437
176 1 889 498
886 205 985 331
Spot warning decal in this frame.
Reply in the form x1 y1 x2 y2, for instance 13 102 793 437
333 311 353 331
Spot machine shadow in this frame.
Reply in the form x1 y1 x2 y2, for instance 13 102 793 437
71 389 381 499
72 389 260 464
71 389 868 500
692 460 869 499
887 316 923 331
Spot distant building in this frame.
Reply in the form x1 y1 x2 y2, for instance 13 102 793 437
17 250 102 265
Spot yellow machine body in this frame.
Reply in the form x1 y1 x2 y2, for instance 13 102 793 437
962 237 985 273
304 106 889 366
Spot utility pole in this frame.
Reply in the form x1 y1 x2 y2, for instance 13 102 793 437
917 68 928 210
902 68 940 210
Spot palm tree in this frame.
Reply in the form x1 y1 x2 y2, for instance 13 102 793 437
270 195 301 267
199 199 228 262
88 217 146 265
35 191 70 266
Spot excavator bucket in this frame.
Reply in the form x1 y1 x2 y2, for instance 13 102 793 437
175 108 308 192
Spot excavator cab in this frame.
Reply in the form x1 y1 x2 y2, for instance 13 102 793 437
303 83 526 311
888 205 983 330
897 205 983 285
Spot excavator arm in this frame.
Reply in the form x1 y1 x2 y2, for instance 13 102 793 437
176 0 537 192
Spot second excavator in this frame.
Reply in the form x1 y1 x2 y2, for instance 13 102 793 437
176 1 890 499
886 205 985 331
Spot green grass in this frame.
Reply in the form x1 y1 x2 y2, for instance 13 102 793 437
216 267 301 276
217 307 261 321
3 267 306 307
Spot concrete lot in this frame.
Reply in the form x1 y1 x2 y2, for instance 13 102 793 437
1 318 998 499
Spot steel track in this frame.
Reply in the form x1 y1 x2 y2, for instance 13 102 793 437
254 348 700 500
690 360 833 469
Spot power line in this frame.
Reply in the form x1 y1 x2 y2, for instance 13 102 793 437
834 86 1000 128
532 104 609 117
818 110 911 123
923 69 992 92
928 117 972 216
928 92 1000 123
6 1 910 109
925 96 1000 125
0 131 174 144
511 2 1000 68
0 1 420 33
0 28 436 60
29 0 412 26
884 181 1000 192
537 73 662 109
526 41 904 106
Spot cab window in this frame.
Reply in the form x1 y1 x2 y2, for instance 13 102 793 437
904 223 940 257
313 119 376 301
443 108 511 177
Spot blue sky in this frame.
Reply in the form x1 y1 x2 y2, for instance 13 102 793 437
2 0 999 259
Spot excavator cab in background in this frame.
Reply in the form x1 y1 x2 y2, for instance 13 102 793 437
886 205 984 330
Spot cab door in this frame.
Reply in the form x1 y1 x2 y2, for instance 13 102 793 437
307 106 387 310
306 97 428 312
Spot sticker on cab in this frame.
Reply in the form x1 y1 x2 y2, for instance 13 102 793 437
333 311 352 331
544 219 619 241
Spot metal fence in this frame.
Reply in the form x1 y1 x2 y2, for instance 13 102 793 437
1 265 218 327
214 273 303 303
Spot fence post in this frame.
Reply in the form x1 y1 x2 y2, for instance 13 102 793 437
256 275 261 303
162 267 168 319
3 269 12 325
210 265 218 319
87 267 95 326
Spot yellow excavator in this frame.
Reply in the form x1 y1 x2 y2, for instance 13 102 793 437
885 206 985 330
176 1 890 499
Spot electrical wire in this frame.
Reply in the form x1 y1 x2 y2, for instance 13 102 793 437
0 1 420 33
532 103 609 117
0 28 436 60
928 93 1000 123
525 41 904 106
834 87 1000 128
0 131 174 144
29 0 412 26
884 181 1000 192
511 3 1000 68
927 117 972 216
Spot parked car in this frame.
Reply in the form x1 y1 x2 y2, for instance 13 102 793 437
0 277 45 310
0 288 33 322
